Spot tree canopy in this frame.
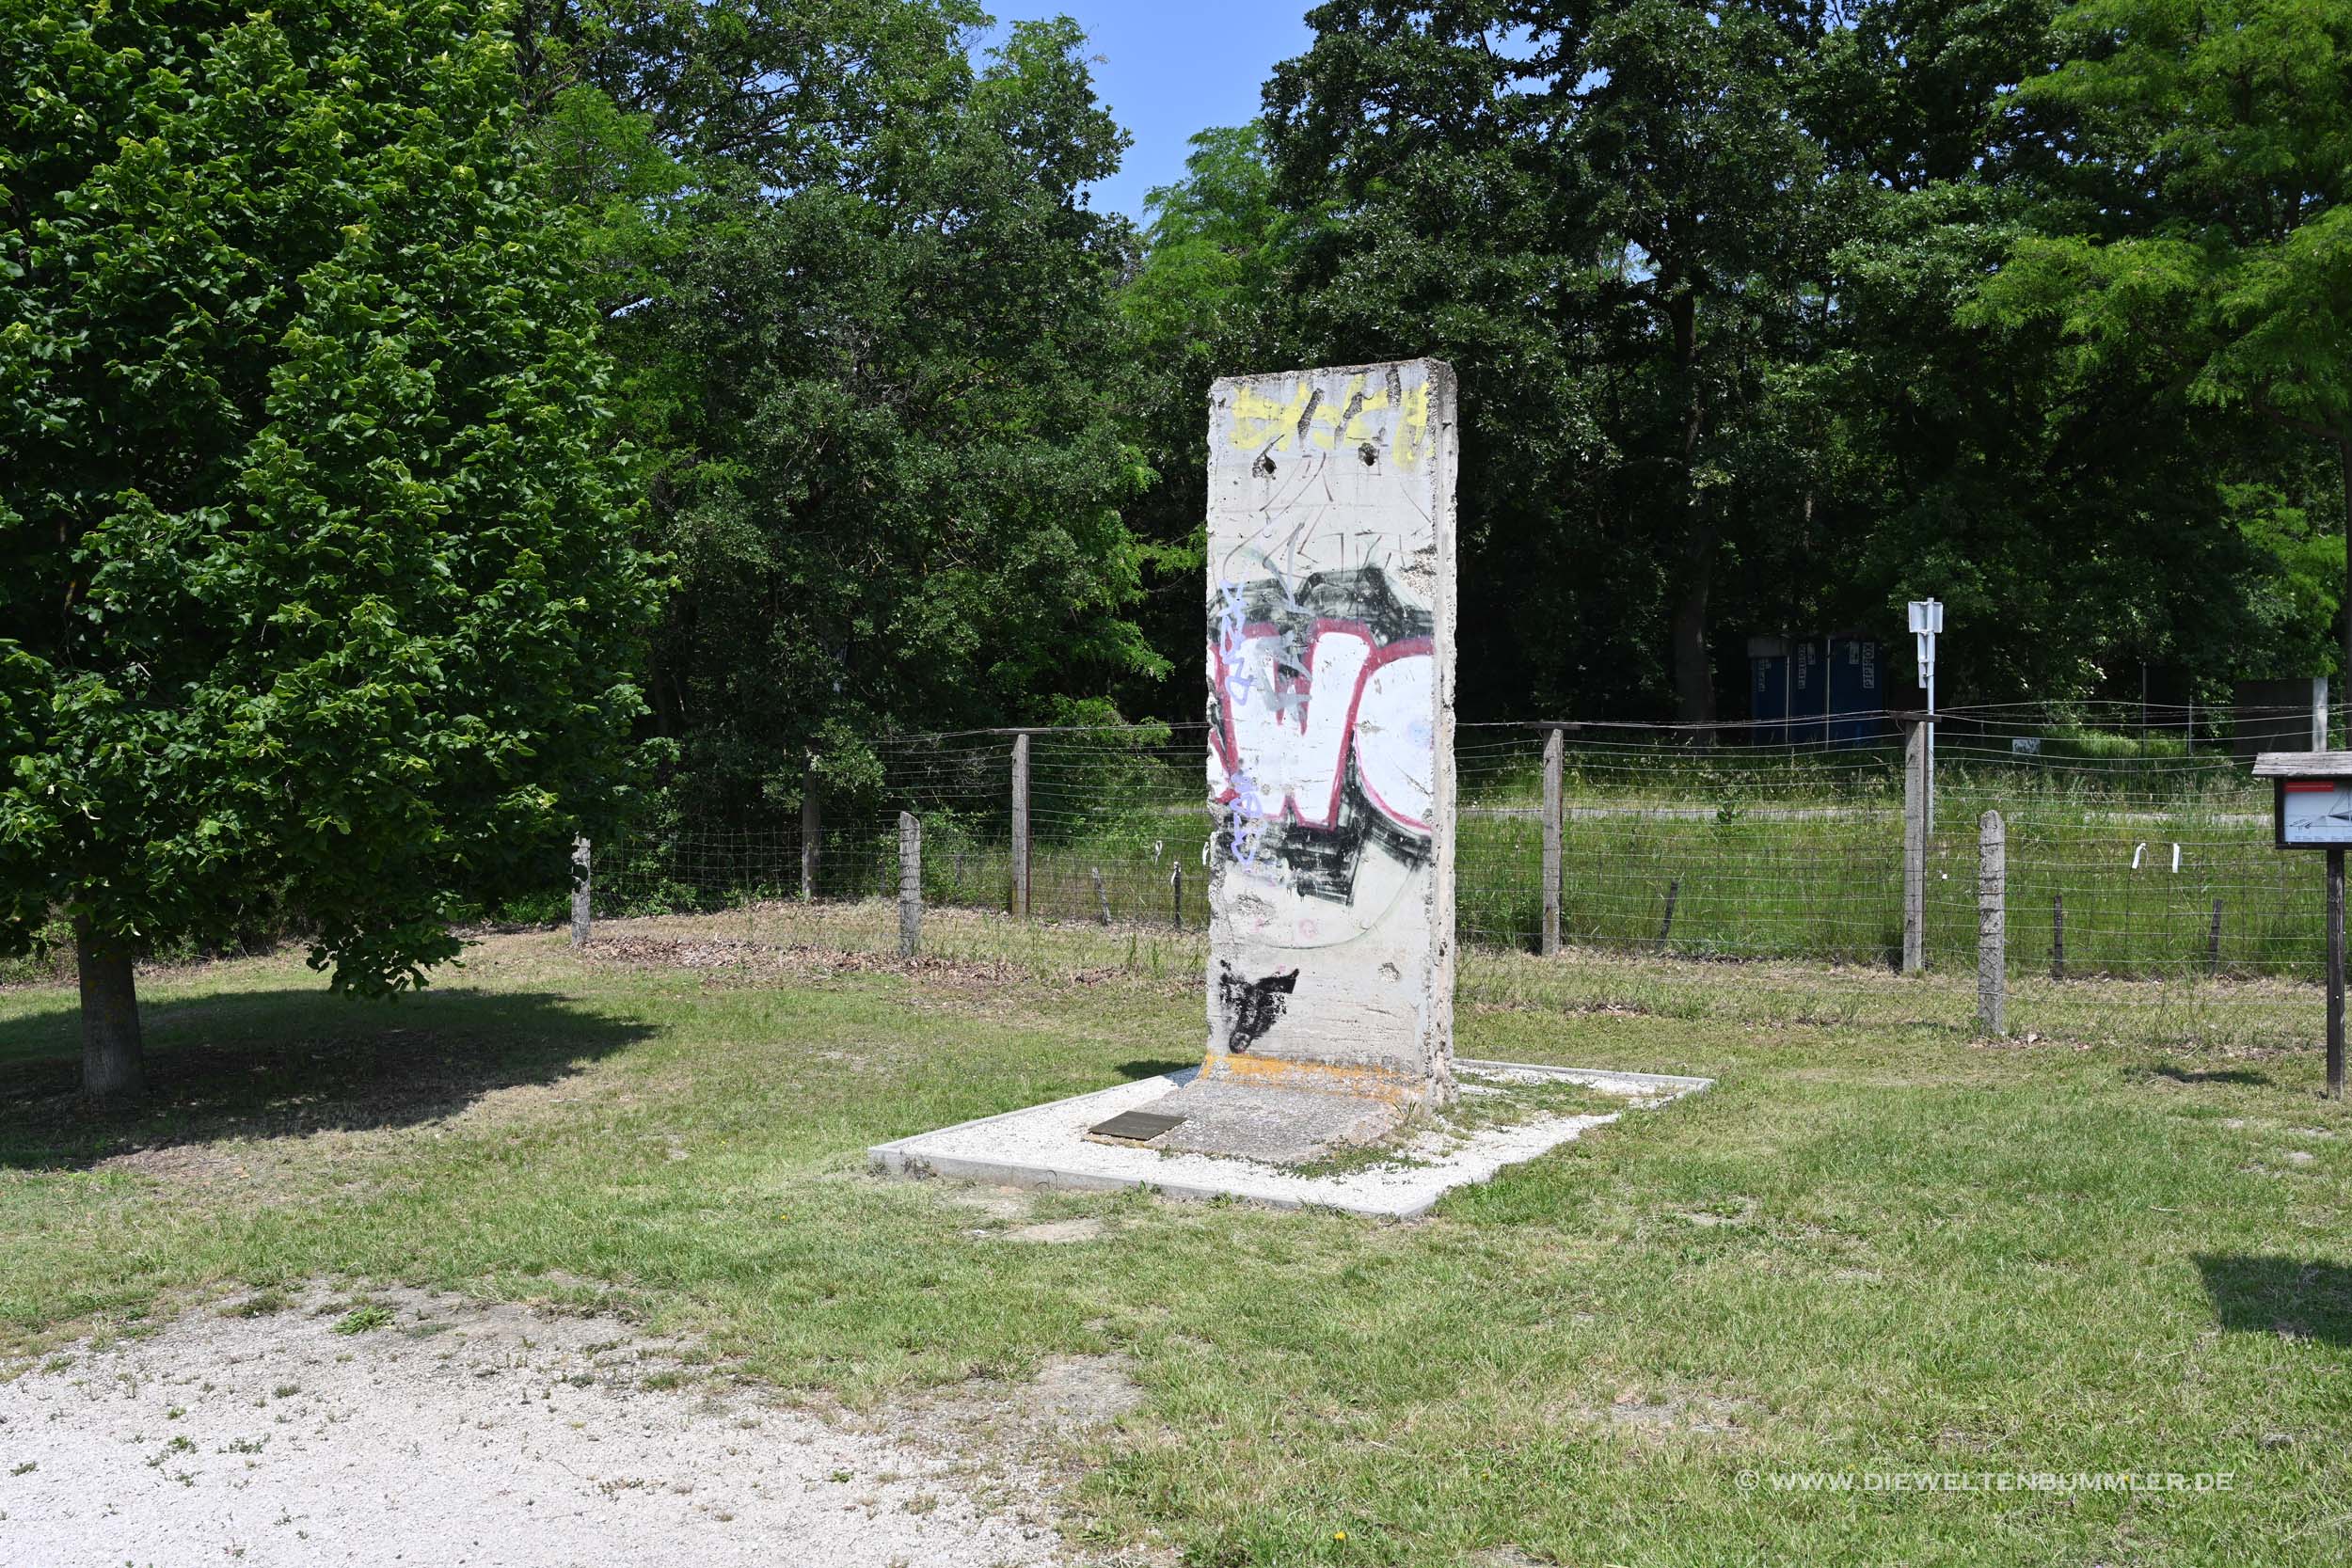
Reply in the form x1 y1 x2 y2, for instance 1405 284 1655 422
0 0 661 1096
8 0 2348 1098
1124 0 2350 721
516 1 1163 818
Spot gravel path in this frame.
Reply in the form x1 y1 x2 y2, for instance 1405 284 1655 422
0 1287 1082 1568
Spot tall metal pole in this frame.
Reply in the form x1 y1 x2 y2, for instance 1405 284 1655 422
1782 635 1792 752
2329 847 2345 1101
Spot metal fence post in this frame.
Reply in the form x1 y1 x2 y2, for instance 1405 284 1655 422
570 837 592 948
1541 726 1564 956
800 758 820 901
1010 731 1031 919
898 811 922 958
1979 809 2005 1036
1903 717 1928 974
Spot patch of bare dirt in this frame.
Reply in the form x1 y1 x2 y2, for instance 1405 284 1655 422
880 1353 1150 1456
0 1285 1109 1568
1544 1386 1754 1443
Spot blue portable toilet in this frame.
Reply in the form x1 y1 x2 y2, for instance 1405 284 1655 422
1748 635 1792 743
1826 634 1884 746
1748 633 1885 747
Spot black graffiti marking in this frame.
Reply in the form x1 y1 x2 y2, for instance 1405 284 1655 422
1216 964 1299 1053
1207 566 1433 650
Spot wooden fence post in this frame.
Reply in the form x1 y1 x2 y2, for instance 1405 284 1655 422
1903 717 1929 974
1010 732 1031 918
570 837 592 948
1541 726 1564 957
2329 847 2345 1101
800 758 820 901
2051 893 2066 981
1978 809 2006 1036
898 812 922 958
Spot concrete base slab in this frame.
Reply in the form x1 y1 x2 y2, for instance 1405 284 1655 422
1136 1079 1406 1164
869 1060 1713 1220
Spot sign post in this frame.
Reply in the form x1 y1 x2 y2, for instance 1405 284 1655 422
2254 751 2352 1098
1909 599 1943 837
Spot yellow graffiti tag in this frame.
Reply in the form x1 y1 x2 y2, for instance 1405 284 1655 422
1391 377 1430 471
1228 381 1315 452
1227 370 1430 470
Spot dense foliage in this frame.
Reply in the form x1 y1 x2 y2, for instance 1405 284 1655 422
8 0 2345 1088
0 0 661 1088
515 1 1162 818
1102 0 2349 721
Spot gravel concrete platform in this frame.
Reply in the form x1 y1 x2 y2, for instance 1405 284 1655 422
868 1060 1713 1219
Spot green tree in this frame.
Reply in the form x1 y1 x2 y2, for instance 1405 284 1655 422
1265 0 1830 722
516 4 1163 816
1969 0 2352 677
0 0 662 1101
1114 125 1308 711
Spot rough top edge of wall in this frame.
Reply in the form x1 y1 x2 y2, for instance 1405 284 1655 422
1208 356 1458 390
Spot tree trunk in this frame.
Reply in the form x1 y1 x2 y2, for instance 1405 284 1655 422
72 916 143 1104
1670 539 1718 728
1665 279 1717 731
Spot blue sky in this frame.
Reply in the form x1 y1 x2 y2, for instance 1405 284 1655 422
985 3 1318 221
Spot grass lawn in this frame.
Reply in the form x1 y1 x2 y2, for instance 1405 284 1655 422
3 904 2347 1565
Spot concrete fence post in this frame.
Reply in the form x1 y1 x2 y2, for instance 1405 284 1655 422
570 837 592 948
1010 732 1031 919
898 811 922 958
1541 726 1564 957
800 758 820 901
1903 718 1929 974
1978 809 2006 1036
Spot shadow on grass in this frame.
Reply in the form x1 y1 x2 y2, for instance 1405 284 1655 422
0 986 651 1173
2150 1065 2273 1086
2194 1255 2352 1347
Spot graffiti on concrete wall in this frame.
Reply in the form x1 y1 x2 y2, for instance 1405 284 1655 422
1207 564 1434 906
1203 360 1453 1010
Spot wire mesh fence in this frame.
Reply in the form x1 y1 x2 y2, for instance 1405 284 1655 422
587 702 2344 1056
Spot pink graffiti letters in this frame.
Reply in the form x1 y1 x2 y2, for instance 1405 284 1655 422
1207 568 1435 870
